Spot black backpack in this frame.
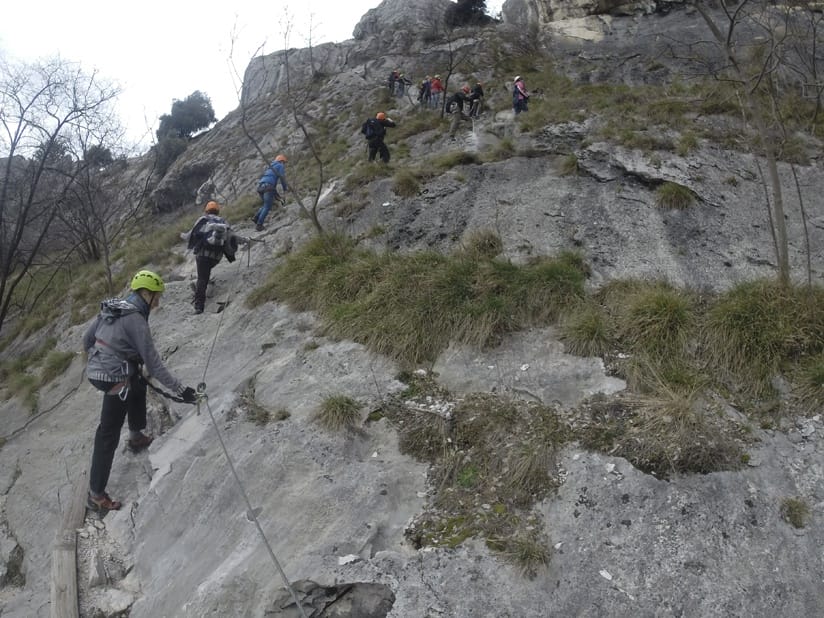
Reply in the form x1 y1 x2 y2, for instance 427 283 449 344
189 214 229 251
361 118 382 139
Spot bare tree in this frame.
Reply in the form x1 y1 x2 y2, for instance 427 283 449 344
54 128 155 292
690 0 816 285
416 6 483 117
0 57 119 335
235 15 326 236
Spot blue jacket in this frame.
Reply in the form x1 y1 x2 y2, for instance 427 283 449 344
258 161 288 192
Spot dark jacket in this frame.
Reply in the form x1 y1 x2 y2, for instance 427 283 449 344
470 84 484 101
188 214 239 262
362 117 397 141
446 91 470 113
83 292 183 391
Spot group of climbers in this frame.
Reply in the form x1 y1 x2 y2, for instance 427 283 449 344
416 75 444 109
387 69 413 97
82 68 534 513
83 152 292 511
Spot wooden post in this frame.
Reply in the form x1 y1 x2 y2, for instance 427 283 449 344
50 470 88 618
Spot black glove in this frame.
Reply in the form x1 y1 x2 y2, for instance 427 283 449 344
180 386 198 404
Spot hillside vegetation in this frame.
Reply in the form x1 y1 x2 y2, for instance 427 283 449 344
2 0 823 585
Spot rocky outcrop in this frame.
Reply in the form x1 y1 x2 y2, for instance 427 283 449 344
2 2 824 617
501 0 684 24
352 0 452 40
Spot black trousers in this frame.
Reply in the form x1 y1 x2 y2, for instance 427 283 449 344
368 137 390 163
88 376 147 495
194 255 220 310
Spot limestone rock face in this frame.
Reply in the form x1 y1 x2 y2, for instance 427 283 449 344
352 0 452 40
3 2 824 617
501 0 681 24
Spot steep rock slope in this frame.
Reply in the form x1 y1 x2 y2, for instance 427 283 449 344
1 1 823 616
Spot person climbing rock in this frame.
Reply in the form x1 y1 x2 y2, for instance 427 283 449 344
83 270 198 511
513 75 529 115
361 112 397 163
469 81 484 118
252 154 288 231
187 201 239 315
446 86 472 136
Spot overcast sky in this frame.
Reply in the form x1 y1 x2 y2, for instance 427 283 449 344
1 1 505 151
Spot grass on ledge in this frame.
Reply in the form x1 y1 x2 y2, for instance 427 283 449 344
247 232 588 367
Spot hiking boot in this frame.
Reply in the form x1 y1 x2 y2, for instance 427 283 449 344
126 433 153 452
87 492 122 512
194 305 204 315
255 224 265 232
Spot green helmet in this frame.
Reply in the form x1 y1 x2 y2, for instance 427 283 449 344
130 270 165 292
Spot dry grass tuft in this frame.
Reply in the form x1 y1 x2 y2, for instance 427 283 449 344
314 394 362 431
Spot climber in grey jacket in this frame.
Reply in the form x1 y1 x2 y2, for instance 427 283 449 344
83 269 197 511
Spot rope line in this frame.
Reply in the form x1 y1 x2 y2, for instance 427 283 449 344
204 397 308 618
193 232 308 618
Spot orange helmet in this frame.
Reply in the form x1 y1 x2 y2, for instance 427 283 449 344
204 201 220 213
461 85 470 93
376 112 386 120
275 154 287 163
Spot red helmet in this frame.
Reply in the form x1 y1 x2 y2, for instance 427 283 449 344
461 85 470 94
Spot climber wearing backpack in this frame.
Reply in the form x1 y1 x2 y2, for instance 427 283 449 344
446 86 472 136
187 201 239 315
361 112 397 163
252 154 288 231
513 75 529 115
83 269 199 511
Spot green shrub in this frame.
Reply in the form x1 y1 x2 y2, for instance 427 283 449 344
257 236 588 367
153 136 188 176
559 154 578 176
619 130 675 152
315 394 361 430
646 99 691 126
432 151 480 171
392 170 420 197
388 393 566 569
780 497 810 528
559 301 613 357
578 387 745 478
677 131 699 156
8 372 38 413
516 102 554 132
504 531 550 578
620 283 695 358
484 138 516 162
704 280 824 396
655 182 694 209
795 353 824 412
343 161 393 191
455 230 503 261
41 350 75 385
